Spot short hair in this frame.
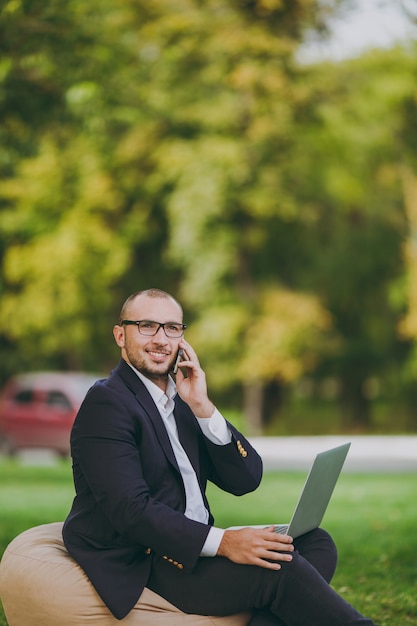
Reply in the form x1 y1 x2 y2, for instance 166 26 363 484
118 288 183 324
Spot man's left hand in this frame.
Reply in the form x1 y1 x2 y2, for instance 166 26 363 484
174 341 215 419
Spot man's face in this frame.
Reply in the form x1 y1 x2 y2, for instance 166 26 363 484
113 295 183 387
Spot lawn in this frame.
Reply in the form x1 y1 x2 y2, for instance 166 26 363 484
0 458 416 625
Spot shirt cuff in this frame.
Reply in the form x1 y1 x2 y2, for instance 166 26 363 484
200 526 225 557
196 408 232 445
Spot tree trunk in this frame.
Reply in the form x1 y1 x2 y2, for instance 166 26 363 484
339 377 371 431
243 380 264 436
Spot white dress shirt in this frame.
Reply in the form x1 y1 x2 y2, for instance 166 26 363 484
132 367 231 556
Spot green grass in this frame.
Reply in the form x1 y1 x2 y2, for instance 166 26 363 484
0 459 416 625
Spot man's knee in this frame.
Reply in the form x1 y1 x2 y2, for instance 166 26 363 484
312 527 338 561
293 527 338 582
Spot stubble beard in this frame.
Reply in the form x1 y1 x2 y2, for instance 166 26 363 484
124 344 172 383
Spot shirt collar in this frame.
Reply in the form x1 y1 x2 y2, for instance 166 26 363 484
127 363 177 413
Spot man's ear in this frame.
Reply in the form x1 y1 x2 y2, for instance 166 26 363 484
113 324 125 348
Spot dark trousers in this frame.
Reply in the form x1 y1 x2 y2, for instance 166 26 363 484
147 528 377 626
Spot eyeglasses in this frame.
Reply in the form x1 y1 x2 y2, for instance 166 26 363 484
121 320 187 338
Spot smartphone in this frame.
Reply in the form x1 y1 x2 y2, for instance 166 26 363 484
172 348 184 374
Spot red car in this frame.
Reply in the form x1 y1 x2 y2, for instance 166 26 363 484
0 372 103 456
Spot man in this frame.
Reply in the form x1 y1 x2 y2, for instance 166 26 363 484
63 288 377 625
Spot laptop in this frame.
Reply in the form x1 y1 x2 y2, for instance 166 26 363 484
229 442 351 538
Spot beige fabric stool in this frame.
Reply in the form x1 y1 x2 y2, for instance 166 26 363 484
0 522 251 626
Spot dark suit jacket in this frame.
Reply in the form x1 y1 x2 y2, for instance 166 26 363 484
63 359 263 620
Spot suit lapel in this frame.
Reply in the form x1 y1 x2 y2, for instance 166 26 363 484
114 360 209 513
174 398 210 514
174 397 202 483
115 360 180 473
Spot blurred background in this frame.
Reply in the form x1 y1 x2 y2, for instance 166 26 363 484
1 0 417 439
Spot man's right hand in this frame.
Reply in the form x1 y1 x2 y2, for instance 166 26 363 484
217 526 294 570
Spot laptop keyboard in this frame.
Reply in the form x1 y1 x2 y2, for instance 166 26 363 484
273 524 289 534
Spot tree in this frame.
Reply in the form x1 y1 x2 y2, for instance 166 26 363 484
287 47 415 428
0 1 341 389
2 0 415 435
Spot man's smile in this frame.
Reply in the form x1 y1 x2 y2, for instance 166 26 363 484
147 350 170 362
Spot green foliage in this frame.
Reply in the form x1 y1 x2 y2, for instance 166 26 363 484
0 0 417 431
0 135 130 370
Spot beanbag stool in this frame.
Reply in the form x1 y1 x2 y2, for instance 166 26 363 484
0 522 251 626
